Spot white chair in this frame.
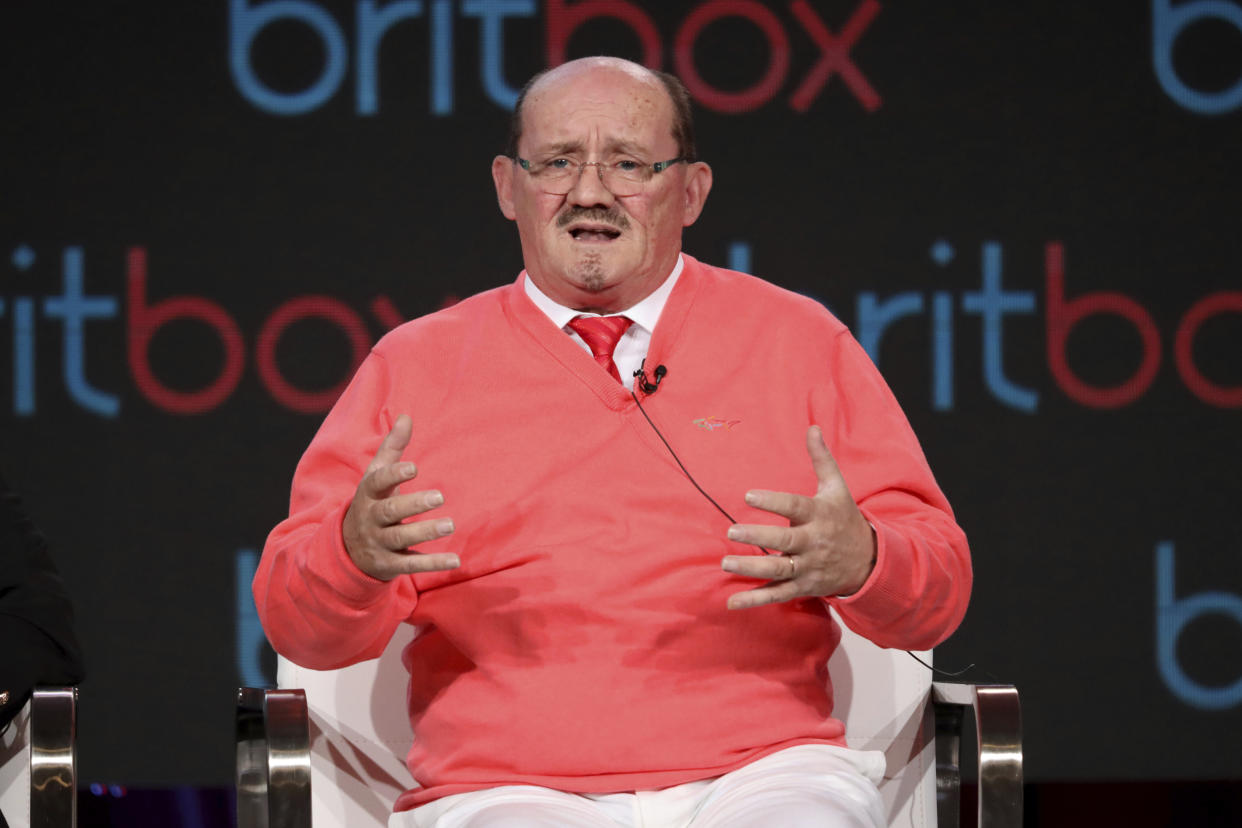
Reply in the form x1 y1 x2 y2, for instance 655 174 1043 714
237 620 1020 827
0 688 79 828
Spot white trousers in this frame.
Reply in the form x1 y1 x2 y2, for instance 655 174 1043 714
390 744 886 828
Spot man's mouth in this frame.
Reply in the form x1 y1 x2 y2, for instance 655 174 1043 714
568 224 622 242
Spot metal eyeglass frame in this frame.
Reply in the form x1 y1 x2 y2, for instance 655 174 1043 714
514 155 684 194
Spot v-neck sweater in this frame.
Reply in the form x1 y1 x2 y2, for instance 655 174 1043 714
256 254 971 810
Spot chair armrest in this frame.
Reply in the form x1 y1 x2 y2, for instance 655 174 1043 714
236 688 312 828
932 682 1022 828
30 687 78 828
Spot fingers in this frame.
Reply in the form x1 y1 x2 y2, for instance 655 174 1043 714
741 489 816 524
719 426 865 608
727 520 796 553
345 414 462 580
726 578 803 611
722 552 833 610
361 488 453 553
354 494 457 579
722 553 802 610
372 489 445 527
722 552 795 582
360 415 425 501
365 544 461 580
376 515 456 551
363 460 419 500
385 551 462 577
361 415 418 500
805 424 845 494
368 414 414 474
344 500 458 580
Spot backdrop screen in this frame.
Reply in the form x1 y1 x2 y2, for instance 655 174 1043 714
3 0 1240 785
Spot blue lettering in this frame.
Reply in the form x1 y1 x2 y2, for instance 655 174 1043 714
961 242 1038 412
12 298 35 416
42 247 120 418
1156 540 1242 710
12 245 36 271
1152 0 1242 114
727 241 752 274
431 0 454 114
229 0 349 115
235 548 275 688
356 0 424 116
462 0 535 110
932 291 953 410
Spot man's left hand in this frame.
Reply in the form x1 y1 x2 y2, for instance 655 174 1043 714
722 425 876 610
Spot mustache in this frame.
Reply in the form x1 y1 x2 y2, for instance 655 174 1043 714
556 205 630 231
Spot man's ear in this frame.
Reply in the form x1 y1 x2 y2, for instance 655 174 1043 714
681 161 713 227
492 155 517 220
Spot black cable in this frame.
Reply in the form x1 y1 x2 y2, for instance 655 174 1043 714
905 651 977 678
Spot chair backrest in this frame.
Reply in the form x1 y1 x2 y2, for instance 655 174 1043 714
278 627 420 828
279 617 936 828
828 619 936 827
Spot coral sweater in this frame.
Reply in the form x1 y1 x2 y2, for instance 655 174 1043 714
255 255 971 810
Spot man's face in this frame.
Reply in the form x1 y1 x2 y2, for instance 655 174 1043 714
492 60 712 313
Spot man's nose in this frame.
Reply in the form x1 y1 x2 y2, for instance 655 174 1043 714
566 162 616 208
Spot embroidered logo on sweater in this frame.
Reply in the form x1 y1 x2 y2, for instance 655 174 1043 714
693 415 741 432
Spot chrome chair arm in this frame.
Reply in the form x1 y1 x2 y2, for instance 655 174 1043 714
30 687 77 828
932 682 1022 828
236 688 311 828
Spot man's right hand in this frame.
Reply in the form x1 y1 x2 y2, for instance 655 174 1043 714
342 414 460 580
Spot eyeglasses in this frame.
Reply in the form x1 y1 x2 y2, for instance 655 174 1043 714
515 156 685 196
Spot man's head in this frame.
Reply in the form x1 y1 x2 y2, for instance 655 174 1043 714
492 57 713 313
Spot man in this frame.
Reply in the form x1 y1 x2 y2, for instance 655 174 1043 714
256 56 970 828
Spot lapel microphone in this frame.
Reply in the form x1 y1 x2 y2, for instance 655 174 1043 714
635 361 667 394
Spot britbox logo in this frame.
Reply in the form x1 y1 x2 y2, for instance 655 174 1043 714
1 244 416 417
228 0 883 116
855 240 1242 412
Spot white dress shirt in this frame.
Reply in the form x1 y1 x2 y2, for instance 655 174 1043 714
522 254 684 388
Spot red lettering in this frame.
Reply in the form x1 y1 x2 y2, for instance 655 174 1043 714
674 0 789 113
256 296 371 414
126 246 245 415
545 0 662 69
370 295 405 330
1045 242 1162 408
789 0 881 112
1174 292 1242 408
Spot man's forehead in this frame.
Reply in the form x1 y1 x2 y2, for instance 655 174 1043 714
528 57 662 100
520 66 675 151
525 135 654 156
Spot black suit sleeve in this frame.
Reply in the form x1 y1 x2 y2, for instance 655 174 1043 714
1 472 85 730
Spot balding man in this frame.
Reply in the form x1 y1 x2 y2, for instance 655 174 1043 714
256 57 971 828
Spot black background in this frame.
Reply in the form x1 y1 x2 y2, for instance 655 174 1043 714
2 1 1240 787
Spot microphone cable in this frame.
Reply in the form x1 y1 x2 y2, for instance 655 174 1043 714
630 385 773 558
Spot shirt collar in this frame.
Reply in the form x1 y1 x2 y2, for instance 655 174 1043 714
522 254 684 336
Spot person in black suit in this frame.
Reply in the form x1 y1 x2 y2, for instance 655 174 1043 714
1 471 84 828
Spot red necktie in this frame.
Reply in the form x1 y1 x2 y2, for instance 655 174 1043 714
568 315 632 383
